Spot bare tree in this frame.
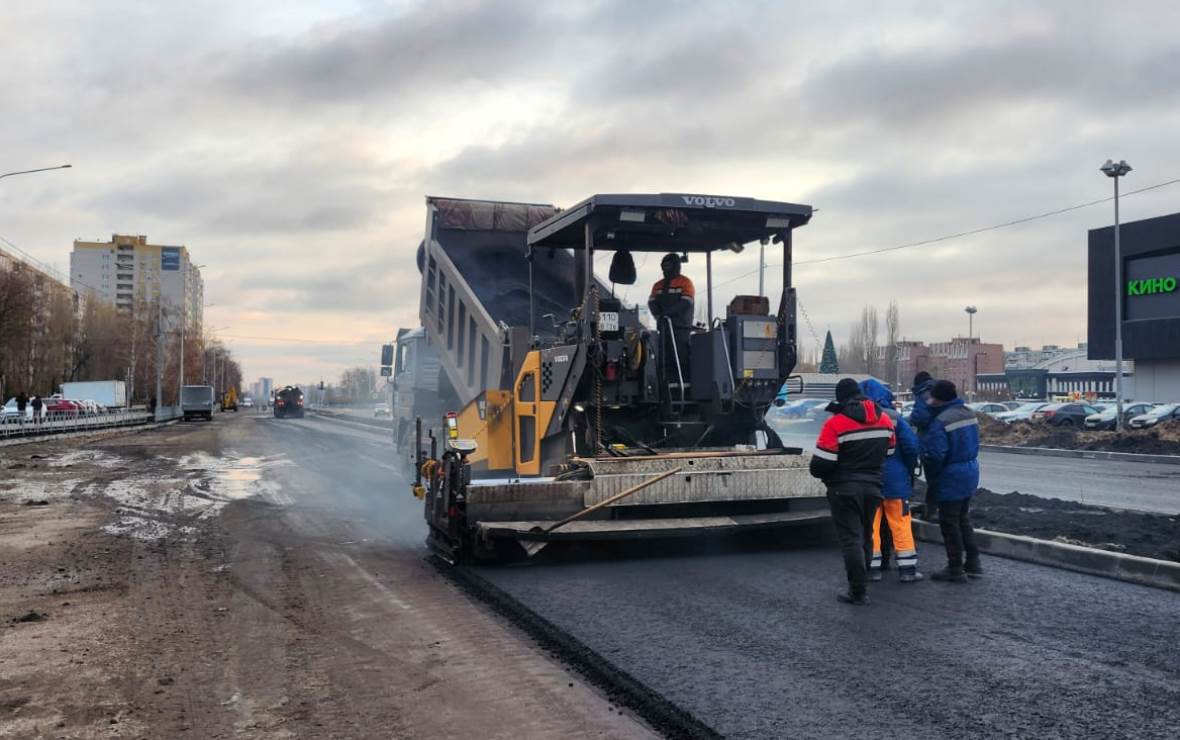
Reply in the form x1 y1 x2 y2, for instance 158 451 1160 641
884 301 901 388
859 305 879 377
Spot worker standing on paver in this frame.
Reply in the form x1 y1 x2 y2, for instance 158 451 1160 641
809 378 896 605
860 379 923 583
921 380 983 583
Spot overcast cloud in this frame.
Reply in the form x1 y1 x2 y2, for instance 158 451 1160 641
4 1 1180 383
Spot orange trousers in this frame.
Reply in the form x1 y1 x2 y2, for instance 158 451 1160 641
870 498 917 571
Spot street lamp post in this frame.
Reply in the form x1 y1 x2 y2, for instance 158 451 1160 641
1101 159 1132 431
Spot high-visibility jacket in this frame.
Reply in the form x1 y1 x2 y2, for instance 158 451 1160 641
648 274 695 328
809 395 896 497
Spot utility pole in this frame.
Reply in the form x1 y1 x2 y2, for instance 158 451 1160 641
178 299 185 403
154 299 163 420
758 240 766 297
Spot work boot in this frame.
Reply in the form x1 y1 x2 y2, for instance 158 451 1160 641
868 567 883 582
898 569 924 583
930 567 968 583
965 561 984 578
836 591 871 606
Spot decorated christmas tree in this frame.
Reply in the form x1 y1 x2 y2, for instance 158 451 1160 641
819 330 839 374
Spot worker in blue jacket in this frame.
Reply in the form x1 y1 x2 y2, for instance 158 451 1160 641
921 380 982 582
860 379 923 583
908 370 940 520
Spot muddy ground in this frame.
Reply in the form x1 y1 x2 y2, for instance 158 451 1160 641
978 416 1180 455
968 489 1180 562
0 416 653 739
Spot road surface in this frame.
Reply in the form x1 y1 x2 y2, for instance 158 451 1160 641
475 536 1180 739
4 412 1177 738
979 449 1180 514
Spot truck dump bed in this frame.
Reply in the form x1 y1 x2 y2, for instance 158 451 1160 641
419 197 602 408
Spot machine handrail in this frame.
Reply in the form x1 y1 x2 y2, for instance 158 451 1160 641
662 316 686 405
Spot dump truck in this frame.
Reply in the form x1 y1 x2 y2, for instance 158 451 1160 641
388 194 828 561
221 387 239 412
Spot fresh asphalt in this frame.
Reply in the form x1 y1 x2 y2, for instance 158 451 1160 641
979 449 1180 514
474 538 1180 739
286 415 1180 739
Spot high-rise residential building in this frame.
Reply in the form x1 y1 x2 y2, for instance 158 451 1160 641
70 234 203 333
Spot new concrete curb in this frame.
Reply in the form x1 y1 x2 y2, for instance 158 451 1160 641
913 519 1180 593
981 444 1180 465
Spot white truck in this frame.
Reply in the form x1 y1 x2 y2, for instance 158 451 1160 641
60 380 127 410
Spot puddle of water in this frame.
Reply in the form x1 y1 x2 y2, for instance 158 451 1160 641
219 466 261 499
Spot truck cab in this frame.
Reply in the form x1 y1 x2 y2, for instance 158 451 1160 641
382 327 455 454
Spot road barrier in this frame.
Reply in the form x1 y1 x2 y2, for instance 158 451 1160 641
0 409 153 440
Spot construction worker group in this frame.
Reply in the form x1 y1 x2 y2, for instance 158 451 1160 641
809 373 982 605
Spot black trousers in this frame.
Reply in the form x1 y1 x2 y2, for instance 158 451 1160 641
827 491 880 596
938 498 980 568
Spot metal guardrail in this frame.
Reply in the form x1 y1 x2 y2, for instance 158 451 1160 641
0 408 153 439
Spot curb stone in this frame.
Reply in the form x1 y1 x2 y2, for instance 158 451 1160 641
913 519 1180 593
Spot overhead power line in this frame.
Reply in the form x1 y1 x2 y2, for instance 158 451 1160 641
715 175 1180 288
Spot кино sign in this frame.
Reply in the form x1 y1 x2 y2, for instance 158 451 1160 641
1126 276 1177 296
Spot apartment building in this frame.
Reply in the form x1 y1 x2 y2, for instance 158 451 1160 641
70 234 203 332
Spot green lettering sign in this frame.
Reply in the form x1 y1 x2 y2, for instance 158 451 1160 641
1127 276 1178 296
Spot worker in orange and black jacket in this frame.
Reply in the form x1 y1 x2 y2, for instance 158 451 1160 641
648 253 695 329
809 377 897 605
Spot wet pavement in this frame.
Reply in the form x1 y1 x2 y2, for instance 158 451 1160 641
474 535 1180 738
979 450 1180 514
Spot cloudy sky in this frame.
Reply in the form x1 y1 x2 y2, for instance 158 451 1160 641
4 1 1180 384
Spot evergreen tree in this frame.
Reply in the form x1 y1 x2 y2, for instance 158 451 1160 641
819 330 839 374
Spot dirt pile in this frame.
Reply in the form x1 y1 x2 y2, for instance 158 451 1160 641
970 489 1180 562
978 416 1180 455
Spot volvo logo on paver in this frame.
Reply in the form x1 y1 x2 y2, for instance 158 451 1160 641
681 195 736 208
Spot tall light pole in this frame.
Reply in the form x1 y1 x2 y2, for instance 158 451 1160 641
1101 159 1132 430
0 164 71 181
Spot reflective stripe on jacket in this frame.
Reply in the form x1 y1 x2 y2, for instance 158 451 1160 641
809 395 896 497
921 398 980 502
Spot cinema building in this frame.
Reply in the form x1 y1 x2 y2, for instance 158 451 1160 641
1088 211 1180 402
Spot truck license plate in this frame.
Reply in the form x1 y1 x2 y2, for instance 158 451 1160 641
599 312 619 331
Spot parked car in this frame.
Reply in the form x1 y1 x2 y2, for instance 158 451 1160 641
1084 402 1156 430
1001 401 1023 411
2 398 33 420
1041 402 1102 428
775 398 829 418
968 402 1009 418
1128 403 1180 429
1030 403 1065 422
997 402 1050 423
